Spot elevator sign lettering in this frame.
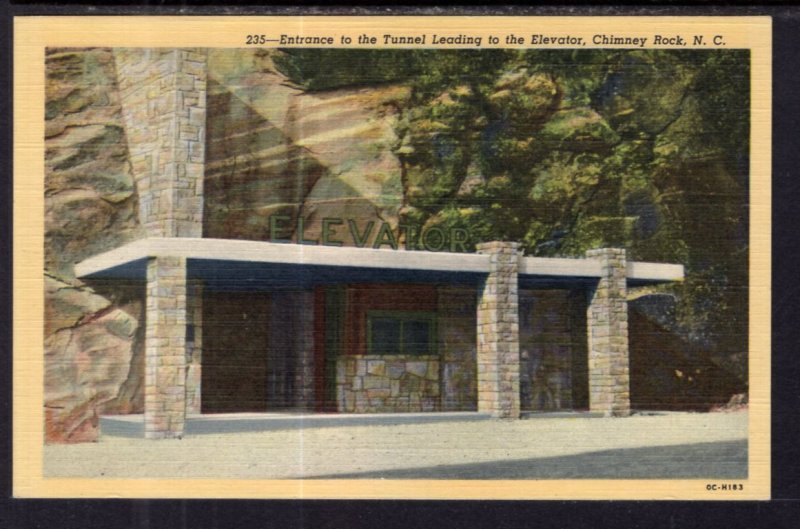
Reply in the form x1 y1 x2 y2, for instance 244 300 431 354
269 215 472 253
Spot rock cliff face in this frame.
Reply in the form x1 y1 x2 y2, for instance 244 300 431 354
44 48 145 442
628 295 746 411
205 49 409 244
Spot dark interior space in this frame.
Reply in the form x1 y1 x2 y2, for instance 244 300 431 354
201 291 271 413
629 311 746 411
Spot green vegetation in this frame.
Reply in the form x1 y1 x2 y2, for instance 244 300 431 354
274 48 750 379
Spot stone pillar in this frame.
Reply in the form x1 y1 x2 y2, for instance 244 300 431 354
185 280 203 414
113 48 206 237
144 256 188 439
476 242 522 419
586 248 630 417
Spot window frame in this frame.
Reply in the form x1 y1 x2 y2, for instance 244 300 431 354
366 310 437 356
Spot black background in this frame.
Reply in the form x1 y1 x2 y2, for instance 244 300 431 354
1 2 799 527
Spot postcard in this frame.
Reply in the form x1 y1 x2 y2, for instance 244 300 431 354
13 15 771 499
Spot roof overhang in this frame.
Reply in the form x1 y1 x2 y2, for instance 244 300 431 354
74 238 684 288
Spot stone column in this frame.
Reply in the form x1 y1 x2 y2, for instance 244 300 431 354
113 48 206 237
144 256 188 439
476 242 522 419
586 248 630 417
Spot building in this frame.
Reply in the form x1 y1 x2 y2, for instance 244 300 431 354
66 48 683 439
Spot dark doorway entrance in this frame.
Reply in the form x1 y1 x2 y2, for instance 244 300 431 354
519 289 589 412
202 292 270 413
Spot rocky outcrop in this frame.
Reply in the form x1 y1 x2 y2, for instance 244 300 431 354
44 275 143 441
45 48 144 277
204 49 409 244
45 48 144 442
629 295 746 411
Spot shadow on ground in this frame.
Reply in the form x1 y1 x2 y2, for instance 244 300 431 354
307 439 747 480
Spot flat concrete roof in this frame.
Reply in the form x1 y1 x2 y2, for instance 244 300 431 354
74 237 683 284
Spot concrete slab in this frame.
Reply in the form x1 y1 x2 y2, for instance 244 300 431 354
75 237 683 284
101 411 494 438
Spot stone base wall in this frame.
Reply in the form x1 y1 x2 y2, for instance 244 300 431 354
336 355 440 413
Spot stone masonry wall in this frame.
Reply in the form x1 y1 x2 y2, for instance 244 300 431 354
586 248 630 417
476 242 521 419
144 256 188 439
336 356 440 413
113 48 206 238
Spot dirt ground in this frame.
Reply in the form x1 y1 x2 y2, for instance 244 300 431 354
43 410 748 480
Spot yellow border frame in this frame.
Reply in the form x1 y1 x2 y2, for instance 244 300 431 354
13 15 771 500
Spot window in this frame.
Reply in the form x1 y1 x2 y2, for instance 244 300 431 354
367 311 436 356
